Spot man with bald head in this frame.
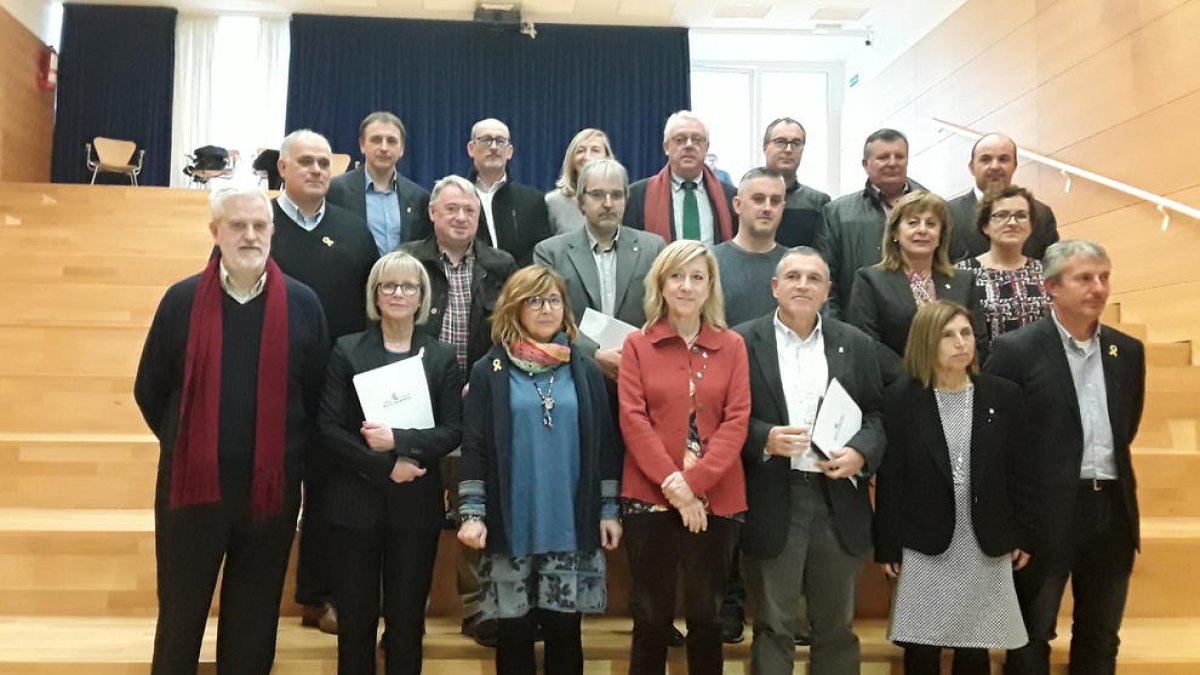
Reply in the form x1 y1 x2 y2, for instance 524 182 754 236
272 128 379 634
947 132 1059 261
466 118 552 266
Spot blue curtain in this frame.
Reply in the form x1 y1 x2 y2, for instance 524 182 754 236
286 15 690 191
51 5 176 186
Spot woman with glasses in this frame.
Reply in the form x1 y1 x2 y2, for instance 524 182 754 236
875 300 1032 674
546 129 615 234
317 251 464 674
954 186 1051 346
457 265 622 675
619 240 750 675
846 190 986 383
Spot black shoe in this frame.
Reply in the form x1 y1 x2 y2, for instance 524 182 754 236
794 632 812 647
721 615 745 644
299 602 338 635
668 624 686 647
461 614 499 648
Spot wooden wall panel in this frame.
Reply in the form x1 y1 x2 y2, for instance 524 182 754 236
0 6 54 183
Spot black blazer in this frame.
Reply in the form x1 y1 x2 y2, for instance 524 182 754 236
400 236 518 371
984 317 1145 558
326 166 432 247
317 329 463 530
735 314 886 558
874 374 1034 564
459 344 623 556
468 170 552 266
846 265 987 383
623 176 738 244
946 190 1059 262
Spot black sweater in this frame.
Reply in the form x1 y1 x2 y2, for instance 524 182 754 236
271 200 379 339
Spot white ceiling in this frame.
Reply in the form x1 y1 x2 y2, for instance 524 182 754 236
61 0 885 30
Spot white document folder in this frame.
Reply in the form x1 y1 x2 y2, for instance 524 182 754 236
352 350 435 430
579 308 638 350
811 378 863 487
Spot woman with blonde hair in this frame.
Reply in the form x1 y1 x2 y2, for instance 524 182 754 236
875 300 1032 674
457 265 622 675
847 190 985 382
618 239 751 675
545 128 614 234
318 250 464 674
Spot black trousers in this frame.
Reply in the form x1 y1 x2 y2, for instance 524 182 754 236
295 468 334 607
624 511 741 675
902 644 990 674
151 460 301 675
496 608 583 675
1005 485 1136 675
329 523 441 675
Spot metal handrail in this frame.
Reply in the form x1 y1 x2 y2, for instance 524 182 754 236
933 117 1200 231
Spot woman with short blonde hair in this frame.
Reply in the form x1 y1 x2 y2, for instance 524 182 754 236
618 240 750 674
458 265 622 675
546 128 615 234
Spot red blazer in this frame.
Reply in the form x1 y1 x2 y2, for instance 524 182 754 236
618 319 750 516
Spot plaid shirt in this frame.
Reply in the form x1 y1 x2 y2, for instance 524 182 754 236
439 247 475 373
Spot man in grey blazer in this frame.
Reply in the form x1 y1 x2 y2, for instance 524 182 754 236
326 111 431 254
534 158 665 380
735 247 886 675
947 132 1059 261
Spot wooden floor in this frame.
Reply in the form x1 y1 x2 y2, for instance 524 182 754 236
1 182 1199 672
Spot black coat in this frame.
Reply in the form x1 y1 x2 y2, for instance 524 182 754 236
468 170 552 266
874 373 1034 563
984 317 1144 559
459 344 623 555
846 265 988 383
399 236 518 372
326 166 432 247
317 329 463 530
735 314 886 558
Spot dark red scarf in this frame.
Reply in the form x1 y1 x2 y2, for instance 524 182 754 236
171 254 290 519
642 164 734 243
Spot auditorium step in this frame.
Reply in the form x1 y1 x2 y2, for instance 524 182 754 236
0 615 1196 674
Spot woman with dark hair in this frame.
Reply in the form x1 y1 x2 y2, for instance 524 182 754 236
846 190 986 382
457 265 622 675
619 239 751 675
318 250 464 674
875 300 1033 674
954 185 1051 346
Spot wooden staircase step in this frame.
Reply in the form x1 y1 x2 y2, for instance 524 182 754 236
0 375 144 435
1147 342 1193 367
0 252 206 286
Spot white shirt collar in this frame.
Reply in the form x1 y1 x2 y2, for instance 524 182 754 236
219 261 268 304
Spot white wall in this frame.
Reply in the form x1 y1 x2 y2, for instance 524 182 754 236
0 0 61 47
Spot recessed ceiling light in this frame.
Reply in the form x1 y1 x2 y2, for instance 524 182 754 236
810 6 869 21
714 4 771 19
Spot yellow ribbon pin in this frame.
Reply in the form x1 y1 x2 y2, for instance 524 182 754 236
1108 345 1118 357
492 359 502 372
322 236 335 247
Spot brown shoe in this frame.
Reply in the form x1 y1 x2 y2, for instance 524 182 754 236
300 602 338 635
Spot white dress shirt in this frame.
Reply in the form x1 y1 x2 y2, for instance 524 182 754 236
475 172 507 248
671 172 715 245
774 311 828 472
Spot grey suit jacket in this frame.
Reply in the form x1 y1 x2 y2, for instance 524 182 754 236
735 314 886 558
326 166 432 248
946 190 1059 261
533 226 665 333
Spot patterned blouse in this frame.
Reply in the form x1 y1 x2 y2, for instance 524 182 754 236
955 257 1051 346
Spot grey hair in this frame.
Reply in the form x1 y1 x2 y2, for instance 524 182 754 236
209 185 273 223
774 245 830 278
430 174 479 205
737 167 787 193
575 158 629 204
1042 240 1110 283
279 129 331 159
662 110 710 143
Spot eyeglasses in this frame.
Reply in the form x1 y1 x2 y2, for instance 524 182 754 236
524 295 563 310
989 211 1031 224
376 282 421 297
768 137 806 150
582 189 627 202
472 136 511 149
669 134 708 147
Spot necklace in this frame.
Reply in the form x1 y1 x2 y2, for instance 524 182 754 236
530 370 556 428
